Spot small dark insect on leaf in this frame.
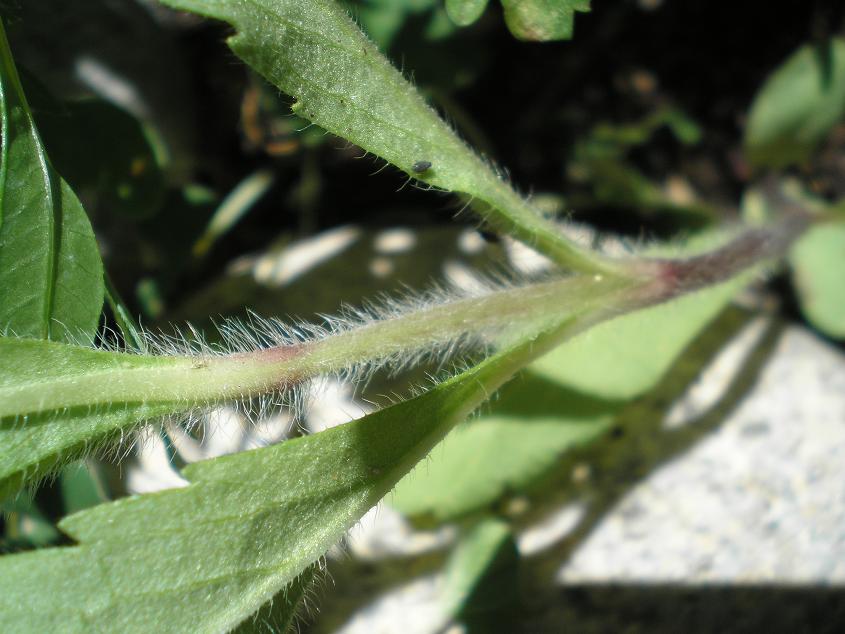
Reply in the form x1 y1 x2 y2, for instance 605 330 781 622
412 160 432 173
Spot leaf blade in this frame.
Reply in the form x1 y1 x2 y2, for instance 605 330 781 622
159 0 616 273
391 373 615 520
0 22 103 344
790 222 845 339
0 326 574 633
442 518 518 622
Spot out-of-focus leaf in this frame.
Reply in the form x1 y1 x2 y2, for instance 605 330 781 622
500 0 590 41
391 374 616 520
3 0 198 179
572 155 713 223
589 107 702 149
104 273 145 350
569 107 713 224
351 0 445 49
745 38 845 168
790 223 845 339
442 518 518 624
0 23 104 344
59 462 107 515
446 0 489 26
530 277 744 400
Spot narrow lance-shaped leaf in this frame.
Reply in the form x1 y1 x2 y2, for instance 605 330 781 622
0 317 582 633
0 21 104 343
442 518 519 622
159 0 618 274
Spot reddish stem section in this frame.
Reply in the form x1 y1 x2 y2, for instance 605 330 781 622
248 342 307 364
636 213 813 303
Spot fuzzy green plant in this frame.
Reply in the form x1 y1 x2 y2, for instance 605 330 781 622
0 1 839 632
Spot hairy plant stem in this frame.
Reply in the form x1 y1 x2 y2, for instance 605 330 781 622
4 212 813 424
468 194 630 276
632 212 814 300
2 275 632 418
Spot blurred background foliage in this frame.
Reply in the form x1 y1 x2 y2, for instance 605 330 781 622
1 0 844 631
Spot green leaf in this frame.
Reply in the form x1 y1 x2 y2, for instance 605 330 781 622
59 462 108 515
352 0 444 49
0 331 569 633
442 518 518 620
0 336 237 498
391 274 744 520
569 107 714 224
445 0 489 27
159 0 617 274
391 373 615 520
0 407 158 502
790 222 845 339
0 22 104 344
589 107 702 148
500 0 590 41
104 273 145 351
231 566 316 634
529 277 744 400
745 38 845 168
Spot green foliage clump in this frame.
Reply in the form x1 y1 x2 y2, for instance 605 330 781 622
0 1 843 632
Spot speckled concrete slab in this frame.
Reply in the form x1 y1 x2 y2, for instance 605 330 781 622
558 326 845 584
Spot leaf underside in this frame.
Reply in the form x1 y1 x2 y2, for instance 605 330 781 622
0 337 560 633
